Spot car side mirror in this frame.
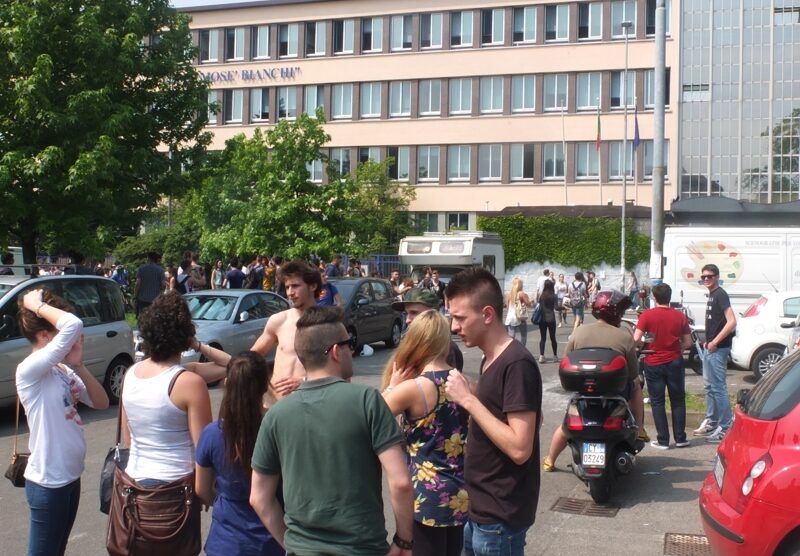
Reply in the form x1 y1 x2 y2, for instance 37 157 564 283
736 388 750 407
781 322 796 328
238 311 250 323
357 296 370 306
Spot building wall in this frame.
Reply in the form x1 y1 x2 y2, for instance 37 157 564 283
181 0 681 227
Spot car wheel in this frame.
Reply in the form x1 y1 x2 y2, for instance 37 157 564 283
751 346 784 380
349 327 362 357
688 346 703 376
202 343 224 388
385 321 402 348
104 355 132 405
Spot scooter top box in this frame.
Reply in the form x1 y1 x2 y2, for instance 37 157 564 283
558 348 629 394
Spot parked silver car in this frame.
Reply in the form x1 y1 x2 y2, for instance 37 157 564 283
0 275 134 405
134 290 289 368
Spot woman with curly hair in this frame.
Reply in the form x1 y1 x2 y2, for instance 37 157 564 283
381 310 469 556
120 292 214 553
16 289 109 556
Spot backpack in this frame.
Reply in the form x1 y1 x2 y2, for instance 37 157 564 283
176 274 190 294
569 282 585 308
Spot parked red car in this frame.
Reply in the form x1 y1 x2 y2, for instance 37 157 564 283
699 349 800 555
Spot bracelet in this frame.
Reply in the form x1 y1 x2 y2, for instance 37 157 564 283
35 301 46 318
392 533 413 550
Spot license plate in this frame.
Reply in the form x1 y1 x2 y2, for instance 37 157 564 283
582 442 606 467
713 455 725 490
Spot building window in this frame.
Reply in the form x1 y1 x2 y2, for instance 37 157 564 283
479 77 503 114
576 72 601 110
358 147 380 164
646 0 671 36
305 21 326 56
479 144 502 181
199 29 219 62
361 17 383 52
610 71 635 108
304 85 323 116
389 81 411 117
306 160 323 182
413 212 439 232
481 8 505 45
360 82 381 118
207 91 217 124
331 148 351 175
450 11 473 47
419 79 441 115
250 88 269 121
543 73 568 111
513 6 536 43
391 15 413 51
420 13 443 48
447 145 471 181
578 3 602 39
644 140 669 179
449 78 473 115
225 27 245 60
277 87 296 120
510 143 534 180
545 5 569 41
575 142 599 179
543 143 565 179
447 213 469 231
417 146 440 181
388 146 410 180
332 84 352 119
609 141 634 179
251 25 269 59
611 0 637 38
223 89 243 123
278 23 298 57
644 68 671 108
333 20 355 54
511 75 535 112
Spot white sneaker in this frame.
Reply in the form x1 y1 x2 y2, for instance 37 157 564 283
650 441 670 450
693 419 715 436
538 355 546 364
675 440 691 448
706 427 725 443
558 323 563 328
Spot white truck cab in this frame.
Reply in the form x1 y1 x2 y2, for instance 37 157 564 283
398 231 505 283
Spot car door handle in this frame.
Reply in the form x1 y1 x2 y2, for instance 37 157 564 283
106 331 118 338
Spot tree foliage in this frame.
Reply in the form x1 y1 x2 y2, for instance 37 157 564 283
0 0 211 261
477 213 650 270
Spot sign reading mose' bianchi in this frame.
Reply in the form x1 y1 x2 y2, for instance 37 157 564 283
199 67 301 83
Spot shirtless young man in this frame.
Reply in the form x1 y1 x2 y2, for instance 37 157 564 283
250 260 322 401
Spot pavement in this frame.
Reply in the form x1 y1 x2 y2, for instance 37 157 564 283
0 314 756 555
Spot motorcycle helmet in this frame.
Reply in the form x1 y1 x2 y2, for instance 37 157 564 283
592 289 632 327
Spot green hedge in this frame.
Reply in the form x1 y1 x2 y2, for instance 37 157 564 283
477 214 650 270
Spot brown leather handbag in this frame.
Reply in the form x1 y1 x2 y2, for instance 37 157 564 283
105 467 201 556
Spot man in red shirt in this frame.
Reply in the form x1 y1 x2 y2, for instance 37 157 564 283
634 283 693 449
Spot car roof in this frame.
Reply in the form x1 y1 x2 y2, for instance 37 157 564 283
0 275 28 288
185 289 287 300
763 290 800 300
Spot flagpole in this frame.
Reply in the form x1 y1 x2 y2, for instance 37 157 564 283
634 101 640 203
621 20 631 284
562 101 568 205
596 104 602 205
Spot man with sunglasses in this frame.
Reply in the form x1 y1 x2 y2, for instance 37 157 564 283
250 306 414 556
693 264 737 442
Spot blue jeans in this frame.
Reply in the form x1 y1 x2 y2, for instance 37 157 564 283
644 357 687 445
25 478 81 556
702 347 733 432
507 320 528 347
464 520 528 556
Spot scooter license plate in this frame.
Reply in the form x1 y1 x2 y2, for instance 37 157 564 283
582 442 606 467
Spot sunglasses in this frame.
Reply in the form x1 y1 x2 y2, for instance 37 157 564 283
700 274 718 281
324 335 357 355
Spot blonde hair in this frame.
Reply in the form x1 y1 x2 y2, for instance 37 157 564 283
381 310 451 390
507 276 524 304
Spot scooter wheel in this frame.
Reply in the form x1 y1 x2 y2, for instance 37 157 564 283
589 475 613 504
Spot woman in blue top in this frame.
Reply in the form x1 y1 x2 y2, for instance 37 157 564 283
195 352 284 556
381 310 469 556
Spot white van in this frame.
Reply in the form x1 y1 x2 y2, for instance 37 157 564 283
398 231 505 282
662 226 800 327
1 246 25 275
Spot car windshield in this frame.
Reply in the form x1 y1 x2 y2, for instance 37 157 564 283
186 295 237 321
742 349 800 420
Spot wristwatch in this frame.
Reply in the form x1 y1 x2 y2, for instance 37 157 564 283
392 533 413 550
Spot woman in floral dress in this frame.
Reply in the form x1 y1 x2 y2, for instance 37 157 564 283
381 310 469 556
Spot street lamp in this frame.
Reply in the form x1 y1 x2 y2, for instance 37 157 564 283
620 20 632 285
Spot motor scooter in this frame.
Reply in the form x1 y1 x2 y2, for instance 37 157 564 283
558 348 644 503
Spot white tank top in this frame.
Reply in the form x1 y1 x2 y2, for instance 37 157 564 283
123 363 195 481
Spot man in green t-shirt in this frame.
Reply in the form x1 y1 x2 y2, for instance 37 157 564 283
249 306 414 556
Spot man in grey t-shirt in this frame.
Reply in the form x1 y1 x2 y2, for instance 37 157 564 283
134 252 165 316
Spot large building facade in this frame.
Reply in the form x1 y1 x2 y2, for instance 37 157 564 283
178 0 680 230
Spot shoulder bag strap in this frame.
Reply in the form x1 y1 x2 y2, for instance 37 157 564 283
12 396 21 456
167 368 186 397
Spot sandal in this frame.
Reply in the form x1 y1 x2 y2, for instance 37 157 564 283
542 456 555 472
638 427 651 443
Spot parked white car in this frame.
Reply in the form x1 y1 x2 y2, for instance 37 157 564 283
731 290 800 379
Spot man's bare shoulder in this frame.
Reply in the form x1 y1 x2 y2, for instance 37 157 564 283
266 308 296 329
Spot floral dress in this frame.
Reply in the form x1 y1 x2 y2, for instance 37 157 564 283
402 370 469 527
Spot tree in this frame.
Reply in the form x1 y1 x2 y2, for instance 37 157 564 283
0 0 211 262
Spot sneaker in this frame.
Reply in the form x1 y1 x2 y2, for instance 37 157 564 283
706 427 725 443
693 419 716 436
538 355 546 363
558 323 563 328
650 441 670 450
675 440 691 448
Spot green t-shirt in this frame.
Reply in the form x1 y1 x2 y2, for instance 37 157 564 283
251 377 403 556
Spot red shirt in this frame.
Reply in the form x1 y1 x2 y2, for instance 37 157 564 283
635 306 691 365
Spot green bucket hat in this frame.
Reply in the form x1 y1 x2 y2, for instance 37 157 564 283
391 288 440 311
